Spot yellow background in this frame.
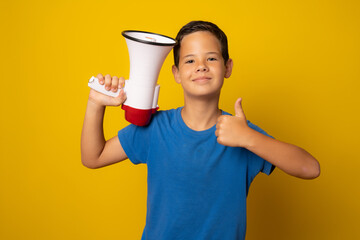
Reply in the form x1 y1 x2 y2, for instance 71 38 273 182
1 0 359 239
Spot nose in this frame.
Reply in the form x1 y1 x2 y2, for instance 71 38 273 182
196 61 208 72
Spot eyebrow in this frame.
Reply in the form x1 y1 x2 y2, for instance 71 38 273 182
183 52 220 58
183 54 195 58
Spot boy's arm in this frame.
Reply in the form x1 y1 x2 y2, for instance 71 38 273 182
81 74 128 169
215 98 320 179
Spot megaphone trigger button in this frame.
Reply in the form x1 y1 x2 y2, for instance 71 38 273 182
89 76 95 83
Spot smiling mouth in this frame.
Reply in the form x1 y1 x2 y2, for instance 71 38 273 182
192 76 211 82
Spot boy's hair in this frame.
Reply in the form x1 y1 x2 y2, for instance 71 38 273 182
173 21 229 68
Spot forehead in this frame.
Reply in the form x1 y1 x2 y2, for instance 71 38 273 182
180 31 221 56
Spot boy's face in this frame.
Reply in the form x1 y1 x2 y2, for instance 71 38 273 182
172 31 233 99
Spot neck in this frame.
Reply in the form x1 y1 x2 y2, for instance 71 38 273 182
181 95 221 131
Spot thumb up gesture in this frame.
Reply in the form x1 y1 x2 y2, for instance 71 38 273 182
215 98 254 148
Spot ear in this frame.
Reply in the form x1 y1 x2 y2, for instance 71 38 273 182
224 58 233 78
172 65 181 84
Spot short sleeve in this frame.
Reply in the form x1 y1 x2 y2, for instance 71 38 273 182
118 123 152 165
246 121 276 180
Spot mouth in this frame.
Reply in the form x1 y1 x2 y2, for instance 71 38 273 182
192 76 211 83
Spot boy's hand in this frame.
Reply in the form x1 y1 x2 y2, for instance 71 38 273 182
215 98 255 148
88 73 126 107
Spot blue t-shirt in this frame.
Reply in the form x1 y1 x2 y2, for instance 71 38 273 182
118 107 274 240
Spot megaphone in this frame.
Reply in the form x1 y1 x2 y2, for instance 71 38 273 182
88 30 176 126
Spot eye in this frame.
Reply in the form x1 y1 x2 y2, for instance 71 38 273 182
208 57 217 61
185 59 194 64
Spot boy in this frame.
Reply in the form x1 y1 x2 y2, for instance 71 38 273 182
81 21 320 240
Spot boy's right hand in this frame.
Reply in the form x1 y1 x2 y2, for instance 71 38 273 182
88 73 127 107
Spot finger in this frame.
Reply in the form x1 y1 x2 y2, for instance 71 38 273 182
104 74 112 91
111 76 119 92
234 97 245 118
118 77 125 88
217 115 225 124
114 89 127 105
215 128 219 137
96 73 104 84
216 136 223 145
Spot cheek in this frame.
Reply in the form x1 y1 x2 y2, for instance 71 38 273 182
179 67 192 77
219 65 227 77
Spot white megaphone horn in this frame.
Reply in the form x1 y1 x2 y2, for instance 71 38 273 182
88 30 176 126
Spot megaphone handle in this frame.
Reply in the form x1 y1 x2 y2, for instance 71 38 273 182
152 85 160 109
88 76 121 97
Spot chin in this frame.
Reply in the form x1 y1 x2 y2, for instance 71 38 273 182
185 90 221 100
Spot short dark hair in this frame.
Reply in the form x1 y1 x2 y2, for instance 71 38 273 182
173 21 229 68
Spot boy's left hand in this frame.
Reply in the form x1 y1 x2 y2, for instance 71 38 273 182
215 98 255 148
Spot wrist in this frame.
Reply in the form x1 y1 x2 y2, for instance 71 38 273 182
87 98 106 113
241 127 260 150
